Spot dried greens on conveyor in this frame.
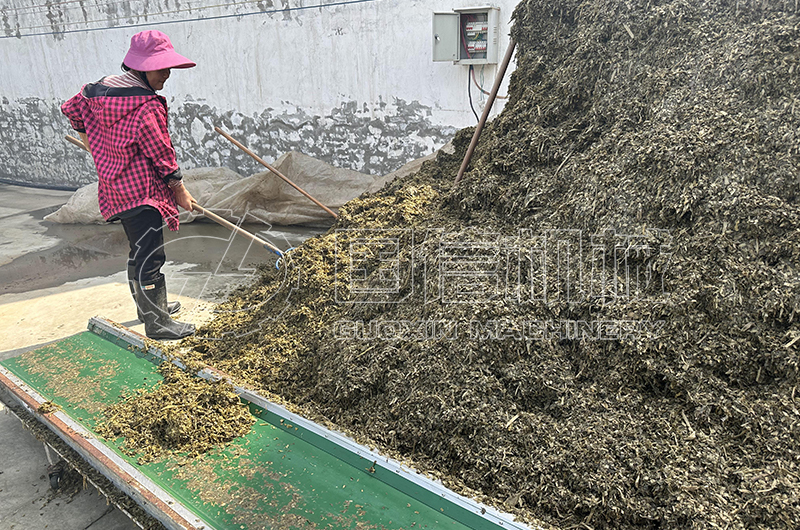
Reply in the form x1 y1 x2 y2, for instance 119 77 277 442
96 363 254 464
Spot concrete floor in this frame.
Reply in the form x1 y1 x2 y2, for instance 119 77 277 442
0 182 326 529
0 399 139 530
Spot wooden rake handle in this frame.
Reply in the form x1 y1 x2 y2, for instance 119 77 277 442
65 135 89 152
214 126 338 219
191 204 283 256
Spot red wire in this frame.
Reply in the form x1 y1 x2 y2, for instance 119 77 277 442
460 14 473 59
471 66 508 99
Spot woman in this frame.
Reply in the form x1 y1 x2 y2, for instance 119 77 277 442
62 30 197 340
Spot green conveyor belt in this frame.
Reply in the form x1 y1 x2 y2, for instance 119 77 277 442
0 330 520 530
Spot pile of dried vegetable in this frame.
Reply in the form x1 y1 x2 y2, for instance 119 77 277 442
96 363 254 464
178 1 799 528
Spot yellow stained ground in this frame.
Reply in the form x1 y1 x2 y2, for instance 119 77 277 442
0 267 217 353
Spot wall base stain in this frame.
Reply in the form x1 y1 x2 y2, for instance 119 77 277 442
0 96 456 189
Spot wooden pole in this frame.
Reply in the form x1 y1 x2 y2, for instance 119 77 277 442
454 39 516 186
214 126 339 219
65 135 89 152
191 204 283 256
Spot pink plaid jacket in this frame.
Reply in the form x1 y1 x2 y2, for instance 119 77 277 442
61 84 181 231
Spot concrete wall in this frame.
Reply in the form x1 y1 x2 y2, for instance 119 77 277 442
0 0 517 189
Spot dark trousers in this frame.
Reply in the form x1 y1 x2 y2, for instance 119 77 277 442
121 207 166 283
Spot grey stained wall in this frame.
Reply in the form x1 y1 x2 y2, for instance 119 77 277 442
1 96 456 188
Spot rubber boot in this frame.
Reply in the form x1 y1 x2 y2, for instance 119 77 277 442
134 275 195 340
127 262 180 321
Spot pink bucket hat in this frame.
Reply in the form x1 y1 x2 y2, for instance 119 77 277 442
123 30 196 71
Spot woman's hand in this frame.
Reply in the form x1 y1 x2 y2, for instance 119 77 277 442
170 181 197 212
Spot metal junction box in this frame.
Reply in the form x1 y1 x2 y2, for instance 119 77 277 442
432 6 500 65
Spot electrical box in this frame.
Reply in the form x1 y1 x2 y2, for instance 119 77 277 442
432 6 500 65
